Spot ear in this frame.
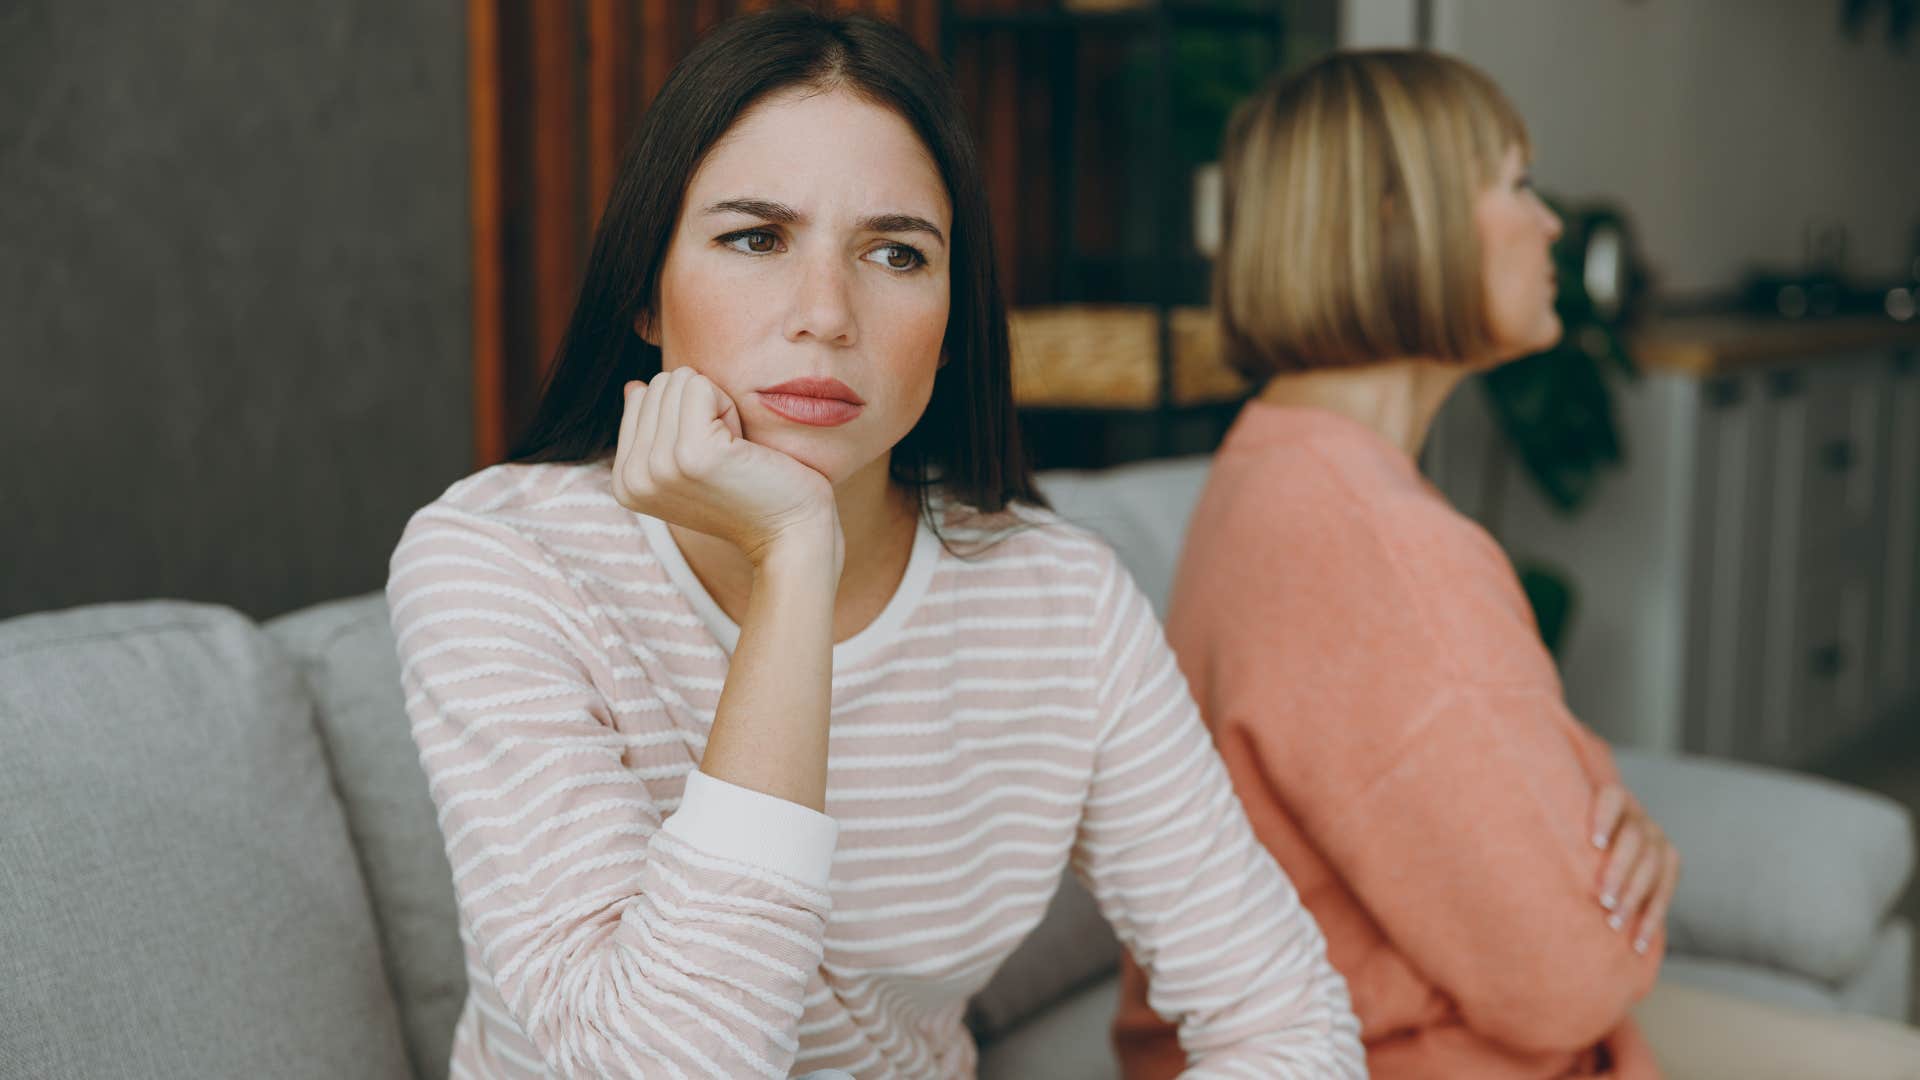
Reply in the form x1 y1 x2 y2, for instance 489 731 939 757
633 310 659 347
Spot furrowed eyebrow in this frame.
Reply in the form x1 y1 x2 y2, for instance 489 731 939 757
703 198 800 223
858 214 945 247
702 198 946 247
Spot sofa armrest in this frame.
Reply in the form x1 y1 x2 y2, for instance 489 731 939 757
1613 748 1915 985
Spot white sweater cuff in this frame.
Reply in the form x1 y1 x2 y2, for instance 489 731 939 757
661 770 839 890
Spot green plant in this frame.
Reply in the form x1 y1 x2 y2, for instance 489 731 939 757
1166 29 1278 167
1117 21 1282 171
1515 562 1575 655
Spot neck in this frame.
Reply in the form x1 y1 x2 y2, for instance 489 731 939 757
1255 359 1469 459
668 454 918 642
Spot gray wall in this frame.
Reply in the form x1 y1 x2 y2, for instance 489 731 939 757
3 0 472 620
1345 0 1920 298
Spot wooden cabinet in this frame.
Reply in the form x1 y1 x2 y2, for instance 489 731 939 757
1708 355 1893 763
1427 320 1920 766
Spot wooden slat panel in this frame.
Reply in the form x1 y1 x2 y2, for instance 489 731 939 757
468 0 506 466
639 0 674 104
586 0 627 222
528 0 583 391
693 0 725 37
983 30 1022 300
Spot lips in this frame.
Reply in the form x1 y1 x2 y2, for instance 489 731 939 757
757 377 865 427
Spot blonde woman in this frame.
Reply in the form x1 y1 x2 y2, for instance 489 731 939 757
1111 50 1920 1080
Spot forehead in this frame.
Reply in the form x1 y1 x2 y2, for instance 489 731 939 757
687 87 950 225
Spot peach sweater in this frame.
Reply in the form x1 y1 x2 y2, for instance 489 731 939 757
1112 403 1664 1079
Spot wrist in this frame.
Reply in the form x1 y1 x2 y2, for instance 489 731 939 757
747 508 841 581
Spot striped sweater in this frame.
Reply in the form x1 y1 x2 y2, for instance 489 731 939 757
386 459 1363 1079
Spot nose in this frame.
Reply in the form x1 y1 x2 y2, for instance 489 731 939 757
783 252 858 348
1543 203 1564 242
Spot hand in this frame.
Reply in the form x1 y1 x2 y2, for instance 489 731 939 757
1591 783 1682 954
612 367 842 574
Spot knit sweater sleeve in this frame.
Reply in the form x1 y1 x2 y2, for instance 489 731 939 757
1070 550 1366 1078
1230 679 1666 1052
387 500 836 1079
1209 447 1665 1055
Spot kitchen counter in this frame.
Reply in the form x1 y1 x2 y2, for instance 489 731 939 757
1631 315 1920 378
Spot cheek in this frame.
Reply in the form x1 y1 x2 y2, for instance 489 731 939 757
657 257 757 383
1480 221 1556 354
869 291 949 409
1488 226 1538 295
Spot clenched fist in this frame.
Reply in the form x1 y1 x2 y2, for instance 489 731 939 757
612 367 843 576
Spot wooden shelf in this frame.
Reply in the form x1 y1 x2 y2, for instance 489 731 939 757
1008 304 1251 408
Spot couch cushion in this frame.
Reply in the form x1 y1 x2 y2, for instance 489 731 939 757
1615 748 1916 985
1835 918 1913 1022
267 591 466 1080
1659 952 1866 1023
1037 458 1211 617
967 870 1122 1044
977 976 1121 1080
0 601 411 1080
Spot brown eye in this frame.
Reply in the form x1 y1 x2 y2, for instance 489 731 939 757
870 244 923 272
722 230 779 255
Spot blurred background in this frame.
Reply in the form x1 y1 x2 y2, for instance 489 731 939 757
5 0 1918 984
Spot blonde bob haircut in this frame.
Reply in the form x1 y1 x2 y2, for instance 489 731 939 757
1217 49 1531 378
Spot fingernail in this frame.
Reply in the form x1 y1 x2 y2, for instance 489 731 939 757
1592 832 1608 849
1600 893 1616 911
1608 913 1624 932
1634 938 1649 954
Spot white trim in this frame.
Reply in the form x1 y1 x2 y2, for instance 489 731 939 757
636 513 941 668
660 769 839 889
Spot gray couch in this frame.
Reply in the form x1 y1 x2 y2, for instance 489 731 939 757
3 457 1914 1080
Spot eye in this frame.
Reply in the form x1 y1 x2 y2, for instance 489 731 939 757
720 229 781 255
866 243 926 272
1516 173 1535 192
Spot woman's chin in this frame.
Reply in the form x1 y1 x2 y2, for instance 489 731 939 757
1508 319 1563 362
1537 312 1564 351
743 428 864 488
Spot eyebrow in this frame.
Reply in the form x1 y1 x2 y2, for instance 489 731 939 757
702 198 946 247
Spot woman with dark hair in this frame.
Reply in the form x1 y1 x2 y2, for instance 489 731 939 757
386 9 1361 1078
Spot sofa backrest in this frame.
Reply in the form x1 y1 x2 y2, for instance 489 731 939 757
1035 457 1213 618
0 602 414 1080
267 595 467 1080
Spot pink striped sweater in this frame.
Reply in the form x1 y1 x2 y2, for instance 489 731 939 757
386 459 1362 1079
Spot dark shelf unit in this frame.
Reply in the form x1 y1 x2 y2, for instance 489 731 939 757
940 1 1287 468
947 5 1288 31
